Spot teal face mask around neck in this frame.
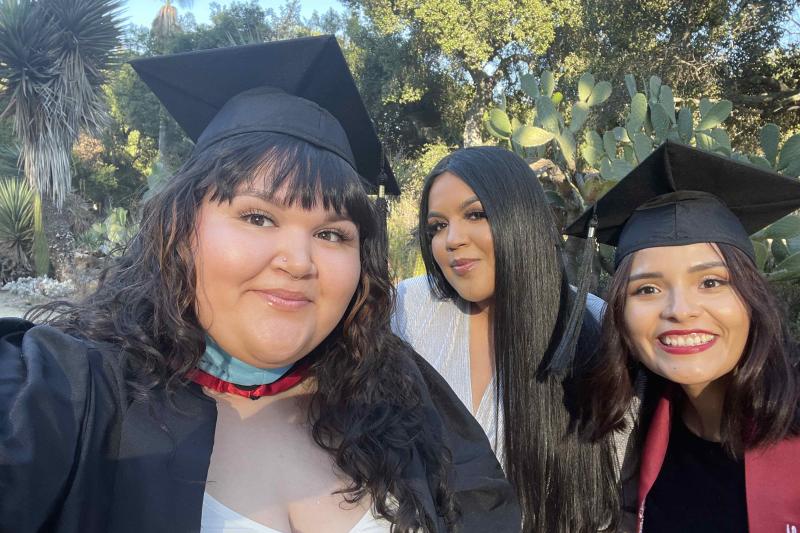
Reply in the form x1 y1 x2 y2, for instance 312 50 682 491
197 336 294 386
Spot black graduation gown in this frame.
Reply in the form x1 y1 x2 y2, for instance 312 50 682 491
0 318 520 532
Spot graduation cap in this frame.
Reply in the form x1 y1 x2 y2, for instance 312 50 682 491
129 35 398 195
565 140 800 266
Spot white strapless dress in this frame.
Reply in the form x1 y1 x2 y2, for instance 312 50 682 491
200 492 393 533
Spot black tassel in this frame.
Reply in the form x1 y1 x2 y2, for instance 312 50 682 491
546 212 598 374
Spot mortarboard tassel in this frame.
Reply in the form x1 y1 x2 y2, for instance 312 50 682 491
546 211 598 374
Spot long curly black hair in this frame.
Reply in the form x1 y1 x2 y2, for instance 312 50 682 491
36 132 456 532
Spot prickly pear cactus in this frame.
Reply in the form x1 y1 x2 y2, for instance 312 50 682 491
485 71 800 280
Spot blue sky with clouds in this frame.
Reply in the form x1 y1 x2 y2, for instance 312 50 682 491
121 1 343 28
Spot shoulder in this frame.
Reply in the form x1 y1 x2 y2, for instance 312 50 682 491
0 318 129 531
395 275 437 307
0 317 127 404
393 276 457 340
585 292 607 321
393 350 477 439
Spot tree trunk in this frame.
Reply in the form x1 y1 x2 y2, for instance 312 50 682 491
157 110 168 165
463 100 485 147
41 195 75 281
528 158 602 289
462 73 495 147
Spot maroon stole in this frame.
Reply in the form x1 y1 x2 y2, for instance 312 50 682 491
636 385 800 533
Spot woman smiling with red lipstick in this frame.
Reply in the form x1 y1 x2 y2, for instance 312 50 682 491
570 141 800 533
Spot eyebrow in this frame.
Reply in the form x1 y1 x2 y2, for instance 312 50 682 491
236 189 354 224
628 260 728 282
427 196 481 219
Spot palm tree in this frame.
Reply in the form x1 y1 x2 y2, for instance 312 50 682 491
0 0 122 277
150 0 192 183
151 0 193 42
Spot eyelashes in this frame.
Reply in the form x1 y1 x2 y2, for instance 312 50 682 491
629 277 731 296
426 221 446 236
316 228 355 243
239 209 355 243
426 209 488 236
241 210 274 227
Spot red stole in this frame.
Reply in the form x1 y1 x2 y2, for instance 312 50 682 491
637 386 800 533
188 357 312 399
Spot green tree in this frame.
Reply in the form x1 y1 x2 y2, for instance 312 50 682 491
343 14 468 153
0 0 122 278
0 0 123 205
542 0 799 143
148 0 194 181
346 0 582 145
72 70 159 212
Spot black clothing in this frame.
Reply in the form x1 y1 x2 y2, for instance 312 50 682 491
0 318 519 532
643 416 748 533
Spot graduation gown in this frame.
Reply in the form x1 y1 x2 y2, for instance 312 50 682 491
636 385 800 533
0 318 520 533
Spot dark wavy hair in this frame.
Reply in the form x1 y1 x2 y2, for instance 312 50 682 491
417 146 620 532
577 243 800 457
35 132 456 532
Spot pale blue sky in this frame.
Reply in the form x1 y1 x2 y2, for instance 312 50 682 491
121 0 343 28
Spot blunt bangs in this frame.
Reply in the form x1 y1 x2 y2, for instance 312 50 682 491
188 132 377 240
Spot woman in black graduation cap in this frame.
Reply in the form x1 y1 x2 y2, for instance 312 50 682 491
0 37 519 533
569 140 800 533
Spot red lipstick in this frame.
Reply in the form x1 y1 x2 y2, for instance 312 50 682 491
657 329 717 355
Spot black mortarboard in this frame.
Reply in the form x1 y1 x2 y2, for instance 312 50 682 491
129 35 398 194
565 140 800 266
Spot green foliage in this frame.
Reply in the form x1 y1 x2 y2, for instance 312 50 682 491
769 279 800 340
0 0 123 206
0 178 34 265
487 70 800 281
31 193 48 275
485 70 612 172
386 143 451 281
349 0 581 144
151 0 193 41
0 178 47 275
77 207 138 256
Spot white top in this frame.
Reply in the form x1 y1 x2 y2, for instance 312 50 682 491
392 275 607 467
200 492 393 533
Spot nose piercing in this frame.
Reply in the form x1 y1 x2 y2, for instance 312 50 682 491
280 256 288 263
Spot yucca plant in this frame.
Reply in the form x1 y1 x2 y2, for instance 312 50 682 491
0 0 123 207
77 206 138 257
0 178 34 269
0 143 47 275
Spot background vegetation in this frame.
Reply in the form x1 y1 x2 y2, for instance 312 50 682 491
0 0 800 313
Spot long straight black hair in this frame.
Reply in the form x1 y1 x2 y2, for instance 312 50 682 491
417 146 620 532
